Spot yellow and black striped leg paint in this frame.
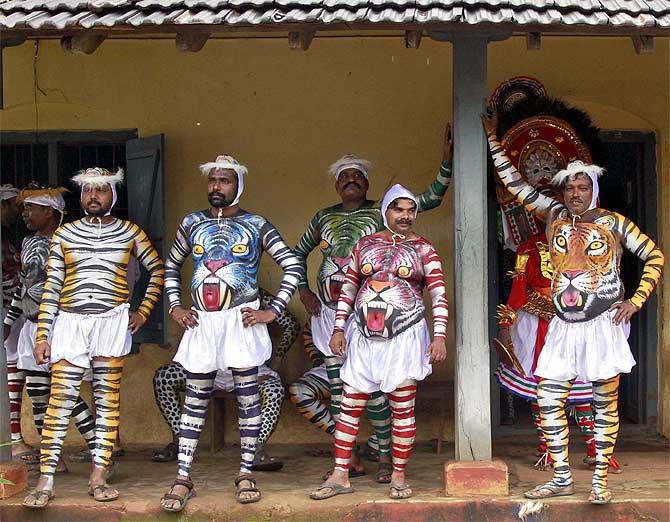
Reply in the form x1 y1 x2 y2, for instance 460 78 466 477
91 357 125 470
589 375 620 504
39 361 87 489
524 379 575 499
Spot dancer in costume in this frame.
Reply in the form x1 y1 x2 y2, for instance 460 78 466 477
4 184 97 472
295 125 453 482
1 184 33 461
22 168 165 509
483 110 664 504
495 233 620 472
288 319 382 459
310 185 448 501
160 155 302 511
152 288 299 470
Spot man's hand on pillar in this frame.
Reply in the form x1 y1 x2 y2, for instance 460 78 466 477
480 106 498 138
442 122 454 163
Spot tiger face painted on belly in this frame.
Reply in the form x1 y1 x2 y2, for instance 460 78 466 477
354 238 426 338
190 218 261 311
550 213 624 322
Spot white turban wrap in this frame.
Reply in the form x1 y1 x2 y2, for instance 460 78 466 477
381 184 418 230
329 155 372 181
199 154 248 207
0 184 20 202
552 161 605 212
72 167 124 216
23 194 66 213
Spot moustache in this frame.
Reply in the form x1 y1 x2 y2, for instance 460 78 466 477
570 198 583 203
208 192 225 198
396 219 412 225
344 182 361 190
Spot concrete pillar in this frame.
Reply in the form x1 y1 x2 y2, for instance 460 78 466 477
452 35 492 461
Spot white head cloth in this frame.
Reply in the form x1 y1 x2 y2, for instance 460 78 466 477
23 193 66 213
199 154 248 207
328 155 372 180
381 184 418 230
72 167 124 216
0 184 20 202
552 161 605 212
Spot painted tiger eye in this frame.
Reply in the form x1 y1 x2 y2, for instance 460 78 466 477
232 244 248 254
361 263 373 275
319 239 330 250
193 244 205 255
398 266 410 277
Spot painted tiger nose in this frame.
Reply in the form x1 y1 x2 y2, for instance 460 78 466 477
564 269 584 280
370 280 393 293
206 260 227 272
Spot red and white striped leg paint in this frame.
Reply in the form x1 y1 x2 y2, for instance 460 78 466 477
7 362 26 443
388 380 417 473
332 385 369 473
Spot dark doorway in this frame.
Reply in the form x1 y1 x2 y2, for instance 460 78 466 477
598 131 658 424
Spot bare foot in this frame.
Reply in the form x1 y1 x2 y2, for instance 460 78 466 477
389 469 412 499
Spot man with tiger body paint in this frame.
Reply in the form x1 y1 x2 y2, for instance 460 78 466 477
161 155 302 511
495 232 621 473
295 125 453 482
483 110 664 504
23 168 165 509
310 184 448 501
5 184 97 474
1 184 32 460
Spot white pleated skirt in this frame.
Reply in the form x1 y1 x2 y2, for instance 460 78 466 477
535 310 634 382
17 320 49 372
3 315 25 363
341 319 432 394
510 310 540 377
50 303 132 368
174 299 272 374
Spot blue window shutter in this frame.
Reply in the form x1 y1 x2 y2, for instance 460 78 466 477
125 135 168 347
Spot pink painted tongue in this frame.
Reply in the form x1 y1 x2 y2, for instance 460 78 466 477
204 283 220 310
330 280 343 301
562 288 580 307
366 310 385 332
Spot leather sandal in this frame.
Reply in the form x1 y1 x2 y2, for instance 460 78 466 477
234 474 261 504
161 477 196 513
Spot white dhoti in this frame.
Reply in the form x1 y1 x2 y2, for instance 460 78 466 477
535 310 634 382
174 299 272 374
17 320 49 372
311 300 353 357
50 303 132 368
341 319 432 394
3 315 25 363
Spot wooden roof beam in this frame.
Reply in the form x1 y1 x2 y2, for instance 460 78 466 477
288 30 314 50
632 35 654 54
61 34 106 54
405 30 422 49
176 32 210 52
526 32 541 50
